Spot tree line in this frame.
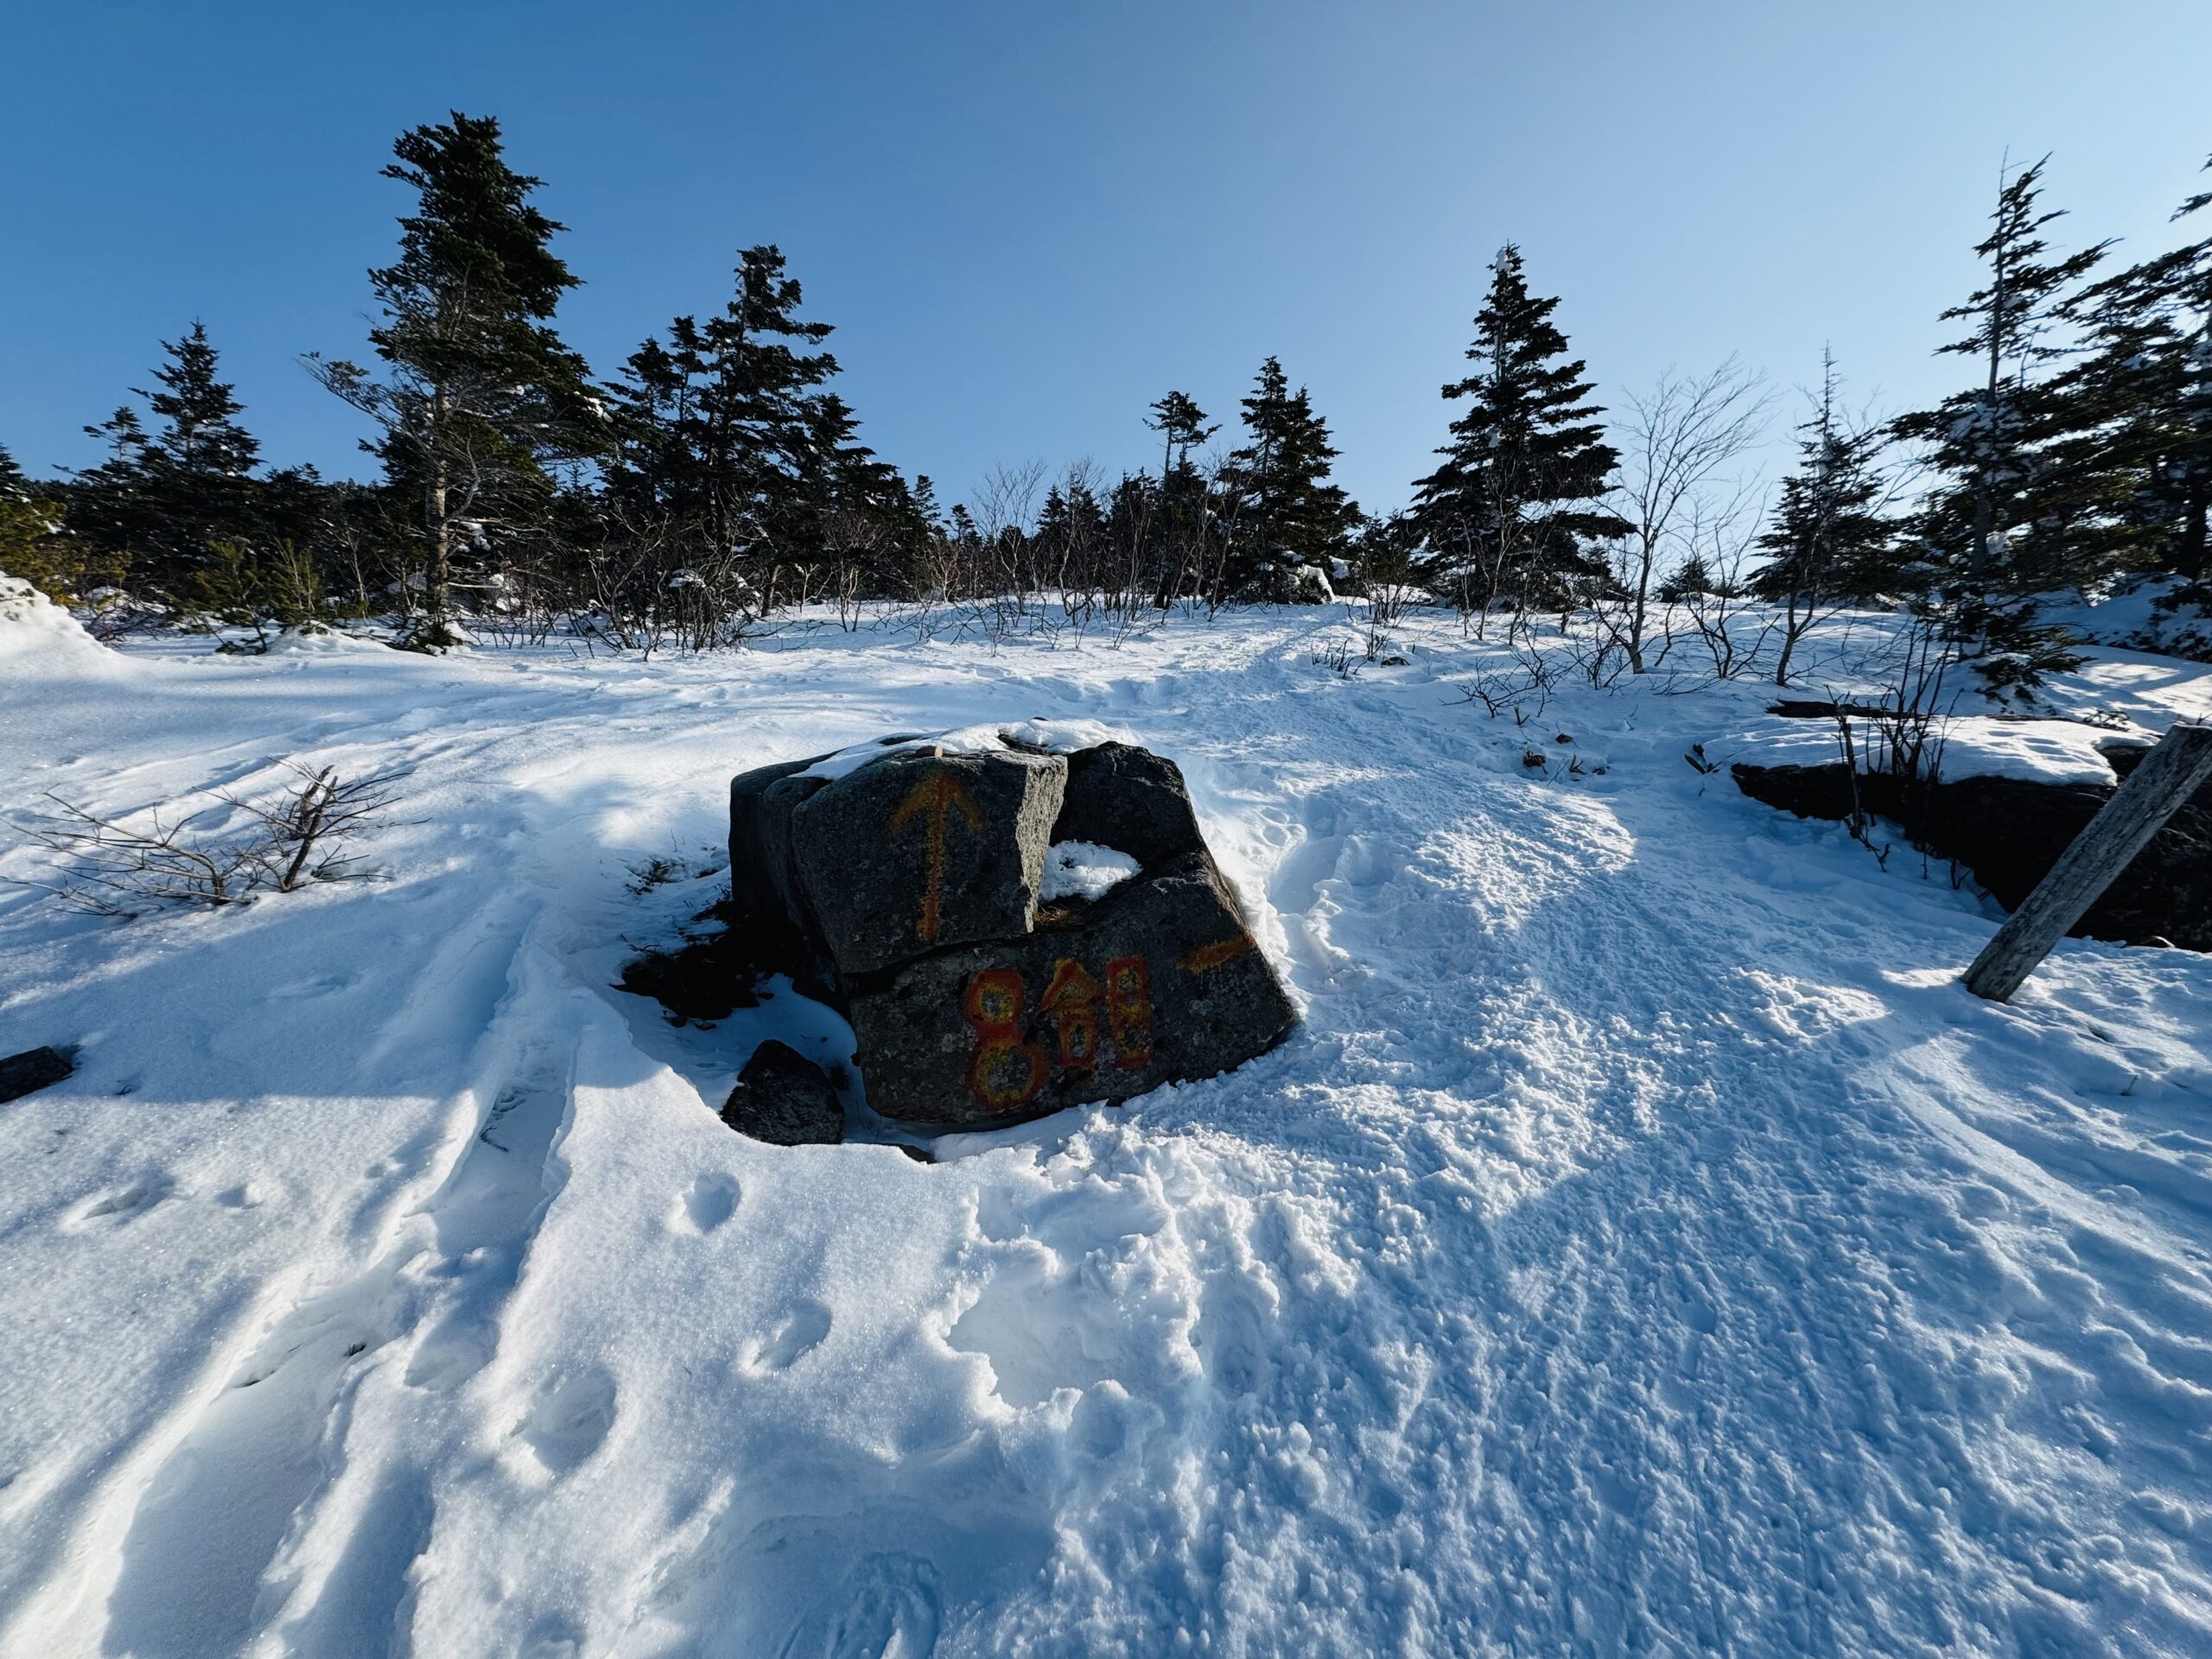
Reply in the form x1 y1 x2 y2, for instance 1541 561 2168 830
3 112 2209 687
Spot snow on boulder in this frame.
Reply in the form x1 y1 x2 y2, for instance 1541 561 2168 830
1041 841 1140 902
728 731 1296 1129
1721 710 2142 787
0 575 127 677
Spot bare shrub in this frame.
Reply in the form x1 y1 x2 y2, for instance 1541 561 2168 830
1602 359 1771 673
1461 638 1561 721
1678 495 1777 681
15 766 401 915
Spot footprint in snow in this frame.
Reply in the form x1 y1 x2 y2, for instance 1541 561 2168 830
63 1173 175 1230
674 1172 741 1235
267 973 359 1001
746 1300 833 1372
512 1367 618 1477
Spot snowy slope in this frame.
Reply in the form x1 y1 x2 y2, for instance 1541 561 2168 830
3 603 2212 1656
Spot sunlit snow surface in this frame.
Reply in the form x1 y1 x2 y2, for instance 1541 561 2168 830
1039 841 1140 903
5 593 2212 1656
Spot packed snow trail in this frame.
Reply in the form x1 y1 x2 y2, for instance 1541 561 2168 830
3 601 2212 1656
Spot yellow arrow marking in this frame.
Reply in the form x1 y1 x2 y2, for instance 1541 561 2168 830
887 771 985 943
1179 933 1257 976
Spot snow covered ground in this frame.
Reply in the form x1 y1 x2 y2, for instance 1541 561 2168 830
4 594 2212 1656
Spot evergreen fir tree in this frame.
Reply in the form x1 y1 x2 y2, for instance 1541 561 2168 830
1753 353 1897 683
2065 154 2212 589
2 441 114 601
1034 475 1110 594
1894 156 2107 690
1656 554 1717 603
70 325 264 595
1217 356 1359 594
1145 391 1215 481
1143 391 1217 607
605 245 853 571
146 322 261 480
1412 245 1624 624
802 390 932 594
308 111 597 647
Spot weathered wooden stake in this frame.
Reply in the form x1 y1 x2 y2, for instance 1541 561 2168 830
1963 720 2212 1001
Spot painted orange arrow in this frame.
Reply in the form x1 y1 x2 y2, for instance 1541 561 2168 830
887 771 985 943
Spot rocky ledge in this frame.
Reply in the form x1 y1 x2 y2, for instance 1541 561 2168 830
1733 734 2212 950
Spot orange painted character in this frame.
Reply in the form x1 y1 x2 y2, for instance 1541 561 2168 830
1103 955 1154 1069
963 969 1048 1111
1038 959 1104 1072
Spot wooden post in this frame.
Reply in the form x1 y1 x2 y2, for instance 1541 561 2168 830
1963 720 2212 1001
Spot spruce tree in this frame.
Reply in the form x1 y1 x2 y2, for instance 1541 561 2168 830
1034 475 1110 596
2066 155 2212 589
1144 391 1216 607
607 246 845 563
1412 245 1624 626
1894 156 2107 690
71 325 264 596
2 442 111 601
1217 356 1359 594
308 111 596 647
1753 353 1897 683
1145 391 1215 481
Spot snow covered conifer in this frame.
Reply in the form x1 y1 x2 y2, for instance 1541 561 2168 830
1753 353 1897 683
1144 391 1216 607
1217 356 1358 597
308 111 596 648
1412 245 1625 628
70 325 263 597
604 245 925 603
1894 156 2107 691
2064 154 2212 595
0 442 111 602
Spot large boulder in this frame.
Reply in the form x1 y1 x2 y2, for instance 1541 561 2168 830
728 756 821 922
791 748 1065 976
727 733 1298 1128
848 854 1297 1125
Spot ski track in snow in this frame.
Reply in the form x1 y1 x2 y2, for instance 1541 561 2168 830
3 608 2212 1655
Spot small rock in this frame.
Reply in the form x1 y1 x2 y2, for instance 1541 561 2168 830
0 1046 76 1104
720 1040 844 1146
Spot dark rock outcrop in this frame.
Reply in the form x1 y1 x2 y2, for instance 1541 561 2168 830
720 1040 845 1146
0 1046 74 1104
791 747 1065 976
1052 741 1210 870
728 734 1298 1129
1732 741 2212 950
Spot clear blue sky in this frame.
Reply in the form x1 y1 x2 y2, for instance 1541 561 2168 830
4 2 2209 516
